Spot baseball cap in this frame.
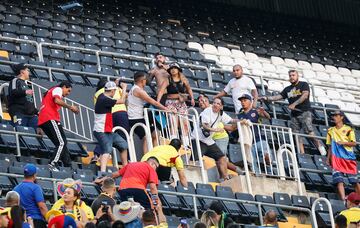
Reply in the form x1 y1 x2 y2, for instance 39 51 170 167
13 63 28 75
104 81 117 91
48 214 77 228
331 110 344 116
346 192 360 204
167 62 182 73
238 94 253 101
24 163 37 177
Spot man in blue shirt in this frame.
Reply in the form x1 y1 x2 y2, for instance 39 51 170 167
14 163 48 228
237 94 273 174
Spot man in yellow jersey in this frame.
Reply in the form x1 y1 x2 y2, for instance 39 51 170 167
340 192 360 225
93 78 128 163
326 110 360 201
141 138 188 187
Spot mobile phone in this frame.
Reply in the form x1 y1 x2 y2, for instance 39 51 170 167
101 201 109 213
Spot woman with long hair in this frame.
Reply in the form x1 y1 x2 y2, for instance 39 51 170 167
157 63 195 146
200 210 218 228
50 187 94 226
10 205 33 228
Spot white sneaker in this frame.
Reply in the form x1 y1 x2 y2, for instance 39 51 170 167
319 146 327 156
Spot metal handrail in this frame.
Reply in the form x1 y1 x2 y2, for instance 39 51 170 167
0 171 317 226
311 198 335 228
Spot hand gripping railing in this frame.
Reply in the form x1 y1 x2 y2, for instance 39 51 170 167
311 198 335 228
144 107 207 183
237 122 302 195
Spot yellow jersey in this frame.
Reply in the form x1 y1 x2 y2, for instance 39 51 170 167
51 198 94 221
212 122 228 140
94 88 127 112
326 125 356 152
141 145 184 170
340 207 360 225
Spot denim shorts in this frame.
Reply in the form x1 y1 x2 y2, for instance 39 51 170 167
93 131 128 154
332 170 359 185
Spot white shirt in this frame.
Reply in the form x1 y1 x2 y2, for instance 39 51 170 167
127 85 145 119
192 107 233 145
223 76 256 113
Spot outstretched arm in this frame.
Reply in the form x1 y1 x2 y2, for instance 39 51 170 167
214 90 227 99
135 88 167 111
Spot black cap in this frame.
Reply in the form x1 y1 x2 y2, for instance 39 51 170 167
238 94 253 101
13 63 28 75
167 62 182 73
331 110 344 116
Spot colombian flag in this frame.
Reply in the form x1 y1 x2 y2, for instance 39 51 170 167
331 140 357 175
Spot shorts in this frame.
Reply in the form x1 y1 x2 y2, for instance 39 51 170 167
93 131 128 154
192 140 225 161
113 111 130 132
214 137 229 155
118 188 151 209
157 165 172 182
290 111 314 134
129 118 147 139
12 113 38 130
165 99 188 114
332 170 359 185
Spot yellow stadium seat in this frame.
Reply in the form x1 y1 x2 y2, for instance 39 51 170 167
0 50 9 59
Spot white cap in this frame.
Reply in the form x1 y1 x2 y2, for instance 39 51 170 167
104 81 117 91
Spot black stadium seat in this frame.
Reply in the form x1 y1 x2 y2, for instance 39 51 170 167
255 194 287 222
215 186 247 219
176 182 202 212
158 184 190 216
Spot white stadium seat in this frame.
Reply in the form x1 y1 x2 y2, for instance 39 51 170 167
316 72 330 81
302 69 316 79
317 97 331 105
251 69 266 76
233 58 249 68
326 89 341 100
325 65 338 74
231 49 245 58
329 73 343 83
338 67 352 76
264 72 280 79
203 44 219 55
218 56 234 66
276 65 289 74
262 63 277 72
268 80 284 92
341 92 355 102
343 76 357 85
271 56 285 65
188 42 203 52
284 58 298 68
204 54 219 63
298 61 312 70
351 69 360 77
247 60 262 70
314 87 327 97
242 67 251 74
311 63 326 72
244 52 259 61
217 46 232 56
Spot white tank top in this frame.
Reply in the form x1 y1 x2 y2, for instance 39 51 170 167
128 85 145 119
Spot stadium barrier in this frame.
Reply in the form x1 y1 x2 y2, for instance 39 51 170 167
144 108 207 184
237 122 302 195
0 171 319 226
311 198 335 228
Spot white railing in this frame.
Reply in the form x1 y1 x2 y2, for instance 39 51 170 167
311 198 335 228
30 81 95 141
237 122 302 195
144 108 207 183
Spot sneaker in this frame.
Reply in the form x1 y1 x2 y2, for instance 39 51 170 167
319 146 327 156
48 163 59 172
90 156 99 164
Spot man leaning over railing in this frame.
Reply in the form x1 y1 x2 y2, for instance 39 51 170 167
259 69 327 155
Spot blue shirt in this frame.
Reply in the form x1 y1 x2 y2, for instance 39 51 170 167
14 181 45 220
237 109 261 142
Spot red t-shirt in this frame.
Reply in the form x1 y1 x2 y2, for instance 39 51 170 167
118 162 159 190
38 87 63 125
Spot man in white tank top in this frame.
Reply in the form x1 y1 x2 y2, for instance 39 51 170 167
128 72 168 153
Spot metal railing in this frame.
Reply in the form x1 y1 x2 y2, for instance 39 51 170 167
237 122 302 195
311 198 335 228
144 108 207 184
0 171 318 227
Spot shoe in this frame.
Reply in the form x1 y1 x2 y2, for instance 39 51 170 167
48 163 59 172
319 146 327 156
90 156 99 164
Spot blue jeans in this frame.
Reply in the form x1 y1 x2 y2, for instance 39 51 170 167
12 113 38 129
93 131 128 154
251 140 273 174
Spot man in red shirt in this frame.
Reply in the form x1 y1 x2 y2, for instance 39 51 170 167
38 81 79 171
95 157 160 209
